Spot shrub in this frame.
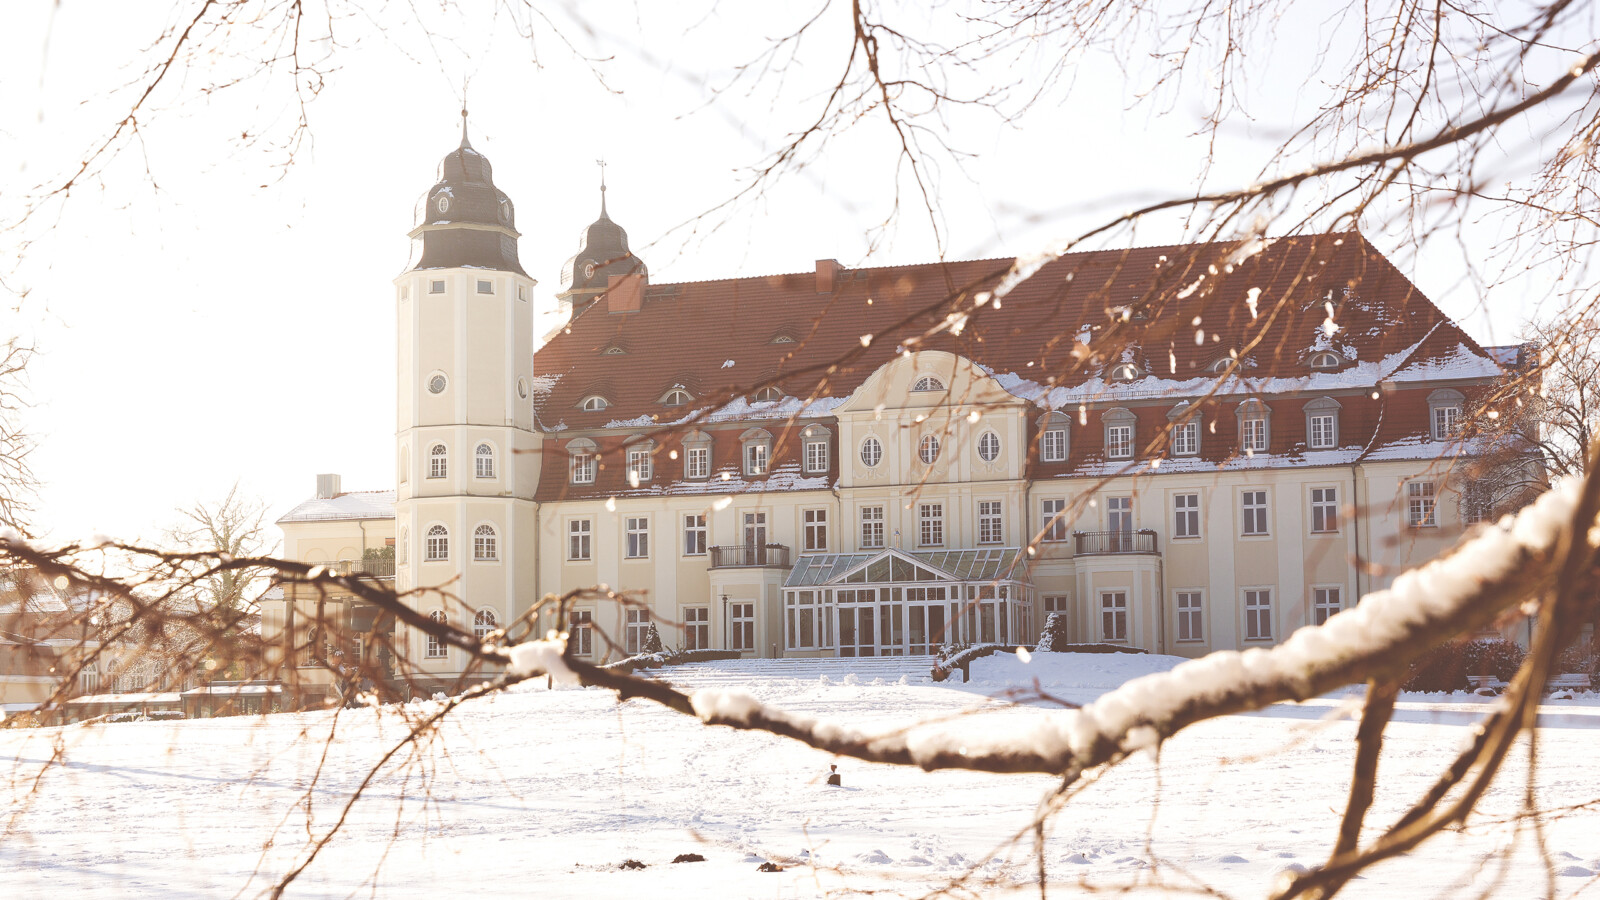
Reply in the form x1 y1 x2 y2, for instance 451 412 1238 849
1404 638 1526 693
1556 639 1600 677
641 623 665 655
1036 612 1068 652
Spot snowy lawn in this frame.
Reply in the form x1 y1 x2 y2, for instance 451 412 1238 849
2 651 1598 898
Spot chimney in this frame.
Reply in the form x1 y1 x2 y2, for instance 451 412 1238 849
315 473 342 500
606 273 647 313
815 259 843 293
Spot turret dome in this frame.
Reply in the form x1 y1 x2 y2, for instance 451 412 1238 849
560 176 646 293
407 111 525 275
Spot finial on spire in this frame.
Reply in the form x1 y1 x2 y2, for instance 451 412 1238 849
459 78 471 148
596 158 609 216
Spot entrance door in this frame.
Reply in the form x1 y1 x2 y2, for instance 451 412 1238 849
905 587 948 654
836 589 877 657
1108 497 1133 552
744 512 767 565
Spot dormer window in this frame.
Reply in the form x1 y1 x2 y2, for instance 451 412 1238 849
1109 363 1141 382
1309 352 1340 369
770 334 796 345
1038 411 1071 462
567 438 598 485
1168 402 1201 456
1304 397 1342 449
911 376 945 392
603 345 626 356
661 388 692 407
802 425 830 474
581 396 609 412
1428 389 1465 440
626 443 654 485
1103 407 1136 460
1237 398 1272 453
1208 357 1232 374
740 428 772 476
751 386 783 403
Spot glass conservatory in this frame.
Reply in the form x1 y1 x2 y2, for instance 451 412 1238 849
781 548 1033 656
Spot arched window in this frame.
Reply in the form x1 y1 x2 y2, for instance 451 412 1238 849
911 376 945 392
474 608 498 641
1309 352 1340 369
475 443 495 478
860 436 883 468
429 443 447 479
473 524 498 561
752 386 782 403
1109 363 1141 382
1209 357 1234 374
977 431 1001 462
661 388 692 407
581 395 609 411
426 610 447 659
918 434 941 464
425 525 449 561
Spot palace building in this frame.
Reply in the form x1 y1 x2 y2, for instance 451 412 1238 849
264 120 1525 701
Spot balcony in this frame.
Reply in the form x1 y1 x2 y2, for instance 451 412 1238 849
1073 530 1158 556
709 543 792 569
323 557 396 578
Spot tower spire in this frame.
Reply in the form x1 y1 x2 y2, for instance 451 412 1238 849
459 79 471 148
596 157 609 218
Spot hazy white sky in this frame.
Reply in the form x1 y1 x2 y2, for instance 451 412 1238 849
0 2 1553 546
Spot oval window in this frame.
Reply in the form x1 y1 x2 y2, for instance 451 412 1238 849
428 374 447 394
517 377 529 399
436 195 450 214
977 432 1000 462
860 437 883 468
918 434 941 465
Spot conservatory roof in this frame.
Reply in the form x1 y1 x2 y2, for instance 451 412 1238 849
784 547 1028 588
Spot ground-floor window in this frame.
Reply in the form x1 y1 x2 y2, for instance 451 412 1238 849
625 609 650 655
684 607 710 650
1101 591 1128 642
730 603 755 652
786 590 830 650
1245 589 1273 640
569 610 593 656
1176 591 1203 642
425 610 448 659
1313 586 1342 625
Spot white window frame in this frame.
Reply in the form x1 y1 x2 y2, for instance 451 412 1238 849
1313 586 1343 626
1428 389 1466 440
1244 588 1273 641
625 609 650 656
475 443 495 479
804 438 829 474
919 503 945 547
425 610 448 659
1041 498 1068 542
1101 591 1128 643
1175 591 1203 642
1408 481 1437 528
685 444 710 480
1237 399 1272 454
625 516 650 559
1311 487 1339 533
1041 428 1068 462
683 514 707 556
918 434 941 465
1241 490 1269 536
740 427 771 477
684 607 710 651
627 447 653 484
1106 424 1132 459
1173 493 1200 539
803 508 828 552
476 279 493 294
860 436 883 468
429 443 448 479
570 453 594 484
977 431 1001 463
473 524 498 562
1308 414 1336 449
1171 420 1199 456
978 500 1003 544
425 524 449 561
569 610 594 656
568 519 592 561
860 506 885 549
474 608 498 640
730 602 755 652
1043 595 1070 616
581 395 609 411
911 375 945 392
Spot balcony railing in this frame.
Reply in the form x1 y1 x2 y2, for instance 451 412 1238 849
323 557 396 578
709 543 792 569
1073 530 1158 556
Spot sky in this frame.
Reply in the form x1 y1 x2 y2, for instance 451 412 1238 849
0 1 1565 546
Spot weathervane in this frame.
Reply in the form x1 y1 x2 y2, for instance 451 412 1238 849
596 158 609 213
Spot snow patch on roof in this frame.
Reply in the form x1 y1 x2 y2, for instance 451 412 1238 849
277 490 396 524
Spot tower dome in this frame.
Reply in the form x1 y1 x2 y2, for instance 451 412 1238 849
408 111 525 275
560 169 646 294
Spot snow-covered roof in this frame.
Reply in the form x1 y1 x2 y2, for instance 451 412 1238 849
276 490 396 524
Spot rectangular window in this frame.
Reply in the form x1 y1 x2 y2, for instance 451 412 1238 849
684 607 710 650
730 602 755 652
1244 589 1273 640
476 279 493 294
1107 496 1132 534
627 448 652 484
1043 595 1070 615
860 506 885 549
1042 428 1068 462
685 445 709 480
1309 414 1336 449
1106 424 1132 459
1408 481 1437 527
570 610 593 656
1313 587 1342 626
568 519 592 561
626 517 650 558
425 630 446 659
1101 591 1128 642
1041 498 1067 542
517 284 529 302
625 609 650 655
1241 490 1269 536
429 279 445 294
571 453 595 484
978 501 1004 544
804 440 829 474
1433 406 1461 439
745 442 768 476
787 591 822 650
919 503 944 547
1242 417 1269 452
1173 493 1200 539
1462 482 1492 524
804 508 828 551
1311 487 1338 533
1176 591 1203 642
683 514 707 556
1172 421 1199 456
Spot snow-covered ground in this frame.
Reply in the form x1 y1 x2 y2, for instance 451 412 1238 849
2 652 1597 898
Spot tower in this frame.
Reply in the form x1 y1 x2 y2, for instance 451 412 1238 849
394 111 541 685
554 162 648 325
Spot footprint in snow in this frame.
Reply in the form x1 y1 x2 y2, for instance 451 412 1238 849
903 856 932 866
1558 866 1596 877
1276 863 1309 876
856 849 893 865
1060 853 1092 865
1217 854 1250 864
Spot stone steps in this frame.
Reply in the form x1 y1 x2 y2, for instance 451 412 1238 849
647 655 939 689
